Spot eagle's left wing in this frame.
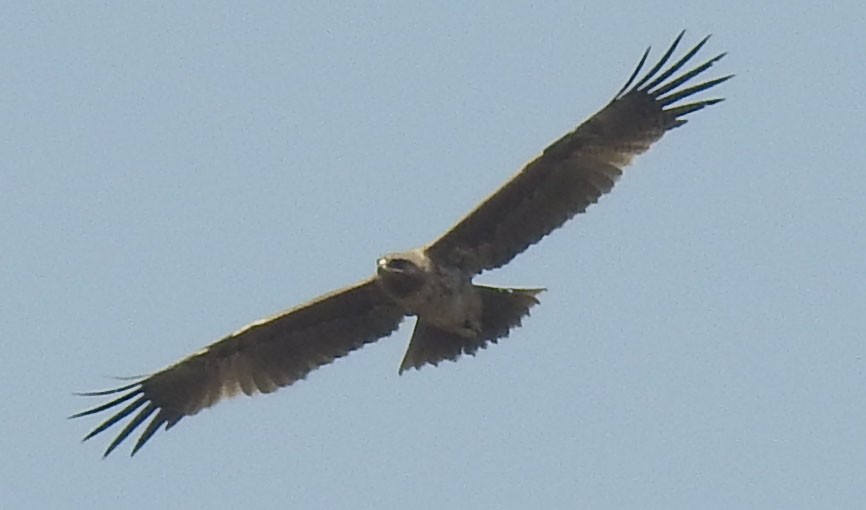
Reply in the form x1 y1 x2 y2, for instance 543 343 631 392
425 32 731 275
72 278 404 457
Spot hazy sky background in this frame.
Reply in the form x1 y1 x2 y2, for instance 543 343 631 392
3 2 865 508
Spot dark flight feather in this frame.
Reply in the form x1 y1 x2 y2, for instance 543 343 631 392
72 279 403 456
425 32 731 274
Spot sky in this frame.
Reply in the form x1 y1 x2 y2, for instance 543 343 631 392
3 2 865 508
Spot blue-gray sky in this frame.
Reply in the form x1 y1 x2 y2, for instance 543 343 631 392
3 2 865 508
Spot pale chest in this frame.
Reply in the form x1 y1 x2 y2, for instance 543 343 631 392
402 266 482 333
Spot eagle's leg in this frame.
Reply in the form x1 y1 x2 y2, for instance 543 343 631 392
398 286 544 373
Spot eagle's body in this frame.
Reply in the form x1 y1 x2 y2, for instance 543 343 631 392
377 250 543 373
73 32 731 457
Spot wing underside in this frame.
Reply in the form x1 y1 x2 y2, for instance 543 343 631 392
426 32 731 275
72 278 404 456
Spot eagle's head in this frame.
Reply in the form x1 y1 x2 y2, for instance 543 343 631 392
376 251 428 299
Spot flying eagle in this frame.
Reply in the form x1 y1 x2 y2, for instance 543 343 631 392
73 32 730 457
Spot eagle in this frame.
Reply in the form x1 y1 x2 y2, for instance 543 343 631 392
73 32 730 457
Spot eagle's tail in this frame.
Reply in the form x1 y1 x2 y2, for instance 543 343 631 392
476 285 545 342
398 286 544 374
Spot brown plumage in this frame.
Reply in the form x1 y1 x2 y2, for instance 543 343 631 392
73 32 731 457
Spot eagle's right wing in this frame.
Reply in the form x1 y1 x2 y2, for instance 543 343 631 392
72 278 404 457
425 32 731 275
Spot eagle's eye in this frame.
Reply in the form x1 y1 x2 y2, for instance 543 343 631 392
386 258 413 271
